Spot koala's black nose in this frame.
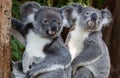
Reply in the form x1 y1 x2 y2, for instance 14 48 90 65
50 21 58 31
91 13 97 21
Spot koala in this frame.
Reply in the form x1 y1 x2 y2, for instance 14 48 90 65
12 2 71 78
62 4 112 78
11 61 25 78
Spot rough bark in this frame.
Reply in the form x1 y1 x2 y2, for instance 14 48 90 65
0 0 11 78
102 0 120 78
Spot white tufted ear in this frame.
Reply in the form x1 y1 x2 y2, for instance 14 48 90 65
25 13 35 24
20 2 41 23
71 3 83 19
60 6 74 28
99 8 112 30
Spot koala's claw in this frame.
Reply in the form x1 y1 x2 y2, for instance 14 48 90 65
26 70 34 78
72 67 77 76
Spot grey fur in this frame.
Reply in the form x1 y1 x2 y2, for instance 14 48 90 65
62 4 112 78
12 2 71 78
26 38 71 78
11 61 25 78
20 1 41 23
11 18 25 45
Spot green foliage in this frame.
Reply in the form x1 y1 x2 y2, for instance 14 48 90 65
11 36 25 61
94 0 105 8
52 0 67 7
12 0 23 61
12 0 22 19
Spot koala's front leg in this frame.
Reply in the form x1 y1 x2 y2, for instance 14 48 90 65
26 59 64 78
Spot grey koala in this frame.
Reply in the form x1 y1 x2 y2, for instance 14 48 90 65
11 61 26 78
62 4 112 78
11 2 71 78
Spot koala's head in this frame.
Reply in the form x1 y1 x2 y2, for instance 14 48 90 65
61 3 83 28
62 3 112 32
21 2 63 39
75 6 112 32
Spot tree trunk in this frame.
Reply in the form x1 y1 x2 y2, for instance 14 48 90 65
0 0 11 78
102 0 120 78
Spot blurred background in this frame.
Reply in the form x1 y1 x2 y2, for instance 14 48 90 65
11 0 120 78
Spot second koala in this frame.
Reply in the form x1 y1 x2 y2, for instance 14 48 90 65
62 4 112 78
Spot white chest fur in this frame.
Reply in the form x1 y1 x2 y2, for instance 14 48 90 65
68 26 89 61
25 30 51 58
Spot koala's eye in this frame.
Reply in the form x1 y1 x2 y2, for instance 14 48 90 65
86 12 89 15
58 22 61 25
43 19 49 24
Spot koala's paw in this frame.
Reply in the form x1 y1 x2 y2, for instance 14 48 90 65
26 70 36 78
72 67 77 76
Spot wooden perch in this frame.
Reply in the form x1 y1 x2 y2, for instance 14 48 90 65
0 0 11 78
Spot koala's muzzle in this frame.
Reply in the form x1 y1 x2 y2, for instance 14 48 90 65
48 21 58 36
91 13 97 21
87 13 97 27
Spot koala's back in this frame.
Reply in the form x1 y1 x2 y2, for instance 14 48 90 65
85 32 110 78
86 48 110 78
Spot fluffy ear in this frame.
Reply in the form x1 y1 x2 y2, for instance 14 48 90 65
60 6 73 28
71 3 83 13
100 8 112 27
20 1 41 23
70 3 83 21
